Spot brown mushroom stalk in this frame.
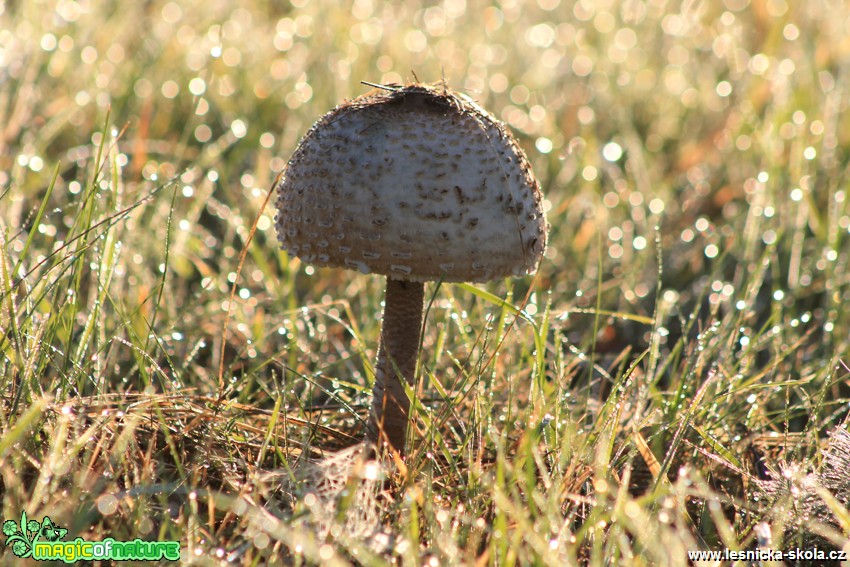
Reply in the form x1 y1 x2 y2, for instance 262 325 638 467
275 83 548 458
366 278 425 452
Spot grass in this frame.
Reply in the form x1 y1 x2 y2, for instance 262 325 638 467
1 0 850 564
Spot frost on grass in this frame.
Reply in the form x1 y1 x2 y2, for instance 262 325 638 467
284 443 393 552
756 427 850 551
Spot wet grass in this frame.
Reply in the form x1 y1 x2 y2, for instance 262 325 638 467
1 0 850 564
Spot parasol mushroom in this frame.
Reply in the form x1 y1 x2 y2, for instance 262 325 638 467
275 83 548 456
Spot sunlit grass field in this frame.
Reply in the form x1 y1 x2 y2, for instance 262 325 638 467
2 0 850 564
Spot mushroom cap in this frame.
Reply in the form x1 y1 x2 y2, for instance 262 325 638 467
275 83 548 283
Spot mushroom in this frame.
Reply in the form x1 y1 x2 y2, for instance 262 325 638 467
275 83 548 456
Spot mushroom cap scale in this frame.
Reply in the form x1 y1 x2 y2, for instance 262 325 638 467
275 84 548 283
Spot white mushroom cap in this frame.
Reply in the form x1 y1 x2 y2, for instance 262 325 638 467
275 84 548 283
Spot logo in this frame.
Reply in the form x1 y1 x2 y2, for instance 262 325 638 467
2 511 180 563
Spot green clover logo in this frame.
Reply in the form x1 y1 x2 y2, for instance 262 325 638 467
2 511 33 558
11 540 28 556
2 512 67 558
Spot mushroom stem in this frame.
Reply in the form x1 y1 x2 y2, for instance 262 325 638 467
366 277 425 455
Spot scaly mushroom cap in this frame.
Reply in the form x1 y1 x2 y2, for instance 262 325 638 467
275 84 548 283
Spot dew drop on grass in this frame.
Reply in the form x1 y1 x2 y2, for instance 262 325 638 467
602 142 622 161
96 494 119 515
